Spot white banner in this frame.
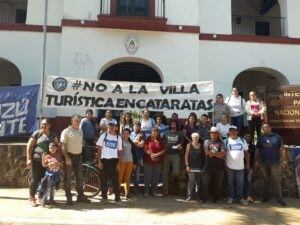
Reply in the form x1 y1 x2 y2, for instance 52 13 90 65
43 76 214 113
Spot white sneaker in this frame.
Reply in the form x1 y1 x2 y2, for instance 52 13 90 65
240 199 249 206
227 198 234 204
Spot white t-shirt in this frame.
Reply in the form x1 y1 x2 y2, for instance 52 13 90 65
225 137 248 170
141 118 156 138
225 95 245 117
96 133 122 159
216 123 231 138
100 118 117 127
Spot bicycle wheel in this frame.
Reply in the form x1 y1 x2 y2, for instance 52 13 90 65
82 164 101 198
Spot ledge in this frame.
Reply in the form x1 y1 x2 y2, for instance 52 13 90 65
98 15 168 31
199 33 300 45
62 19 200 34
0 23 62 33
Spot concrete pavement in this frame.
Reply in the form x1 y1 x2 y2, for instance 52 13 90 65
0 188 299 225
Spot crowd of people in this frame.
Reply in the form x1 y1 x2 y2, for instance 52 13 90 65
26 87 288 208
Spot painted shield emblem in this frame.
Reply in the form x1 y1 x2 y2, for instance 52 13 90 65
125 35 139 54
52 77 68 92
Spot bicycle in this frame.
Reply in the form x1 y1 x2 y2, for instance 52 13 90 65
26 145 101 198
81 145 101 198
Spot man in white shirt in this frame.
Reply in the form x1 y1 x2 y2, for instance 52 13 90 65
225 125 249 205
96 120 122 202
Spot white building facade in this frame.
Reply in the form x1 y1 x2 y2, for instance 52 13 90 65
1 0 300 121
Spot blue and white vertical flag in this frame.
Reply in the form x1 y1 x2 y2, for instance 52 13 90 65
0 85 39 137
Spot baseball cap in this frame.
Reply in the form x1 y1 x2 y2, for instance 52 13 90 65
229 125 238 130
209 127 219 133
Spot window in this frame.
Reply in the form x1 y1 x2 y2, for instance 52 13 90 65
255 21 270 36
15 9 27 23
117 0 149 17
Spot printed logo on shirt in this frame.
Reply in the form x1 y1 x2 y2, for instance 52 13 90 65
228 143 243 151
262 139 273 148
168 135 178 144
105 139 118 149
209 143 221 153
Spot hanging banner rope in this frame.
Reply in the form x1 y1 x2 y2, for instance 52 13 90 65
43 76 214 113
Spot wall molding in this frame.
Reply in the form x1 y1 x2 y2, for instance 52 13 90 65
0 23 61 33
199 33 300 45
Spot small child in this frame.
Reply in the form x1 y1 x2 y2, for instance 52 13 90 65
40 142 62 207
243 132 255 203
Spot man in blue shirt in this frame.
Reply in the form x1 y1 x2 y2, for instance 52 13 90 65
256 123 287 206
80 109 97 162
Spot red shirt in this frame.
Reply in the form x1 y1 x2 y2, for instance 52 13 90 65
144 138 165 165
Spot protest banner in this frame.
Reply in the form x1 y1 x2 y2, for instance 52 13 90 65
43 76 214 113
0 85 39 137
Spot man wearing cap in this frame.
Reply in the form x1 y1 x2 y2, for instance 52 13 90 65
202 127 226 203
96 119 122 202
225 125 249 205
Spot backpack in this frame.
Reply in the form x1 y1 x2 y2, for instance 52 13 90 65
224 137 246 150
227 95 244 108
102 132 120 148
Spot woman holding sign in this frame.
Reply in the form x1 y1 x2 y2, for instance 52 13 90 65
26 118 58 207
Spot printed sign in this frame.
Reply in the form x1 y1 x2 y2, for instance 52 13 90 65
43 76 214 113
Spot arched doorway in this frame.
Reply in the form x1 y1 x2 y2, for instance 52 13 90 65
233 67 289 101
0 58 22 87
98 60 163 120
100 62 162 83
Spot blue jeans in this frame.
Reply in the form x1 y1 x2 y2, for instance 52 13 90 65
41 175 55 202
243 169 253 197
133 161 143 187
227 168 244 200
144 163 162 194
231 115 244 136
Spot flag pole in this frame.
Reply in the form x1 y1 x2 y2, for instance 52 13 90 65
40 0 48 119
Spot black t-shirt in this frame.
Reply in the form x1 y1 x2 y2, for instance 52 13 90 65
163 130 183 155
32 130 57 161
203 139 225 172
188 143 205 170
